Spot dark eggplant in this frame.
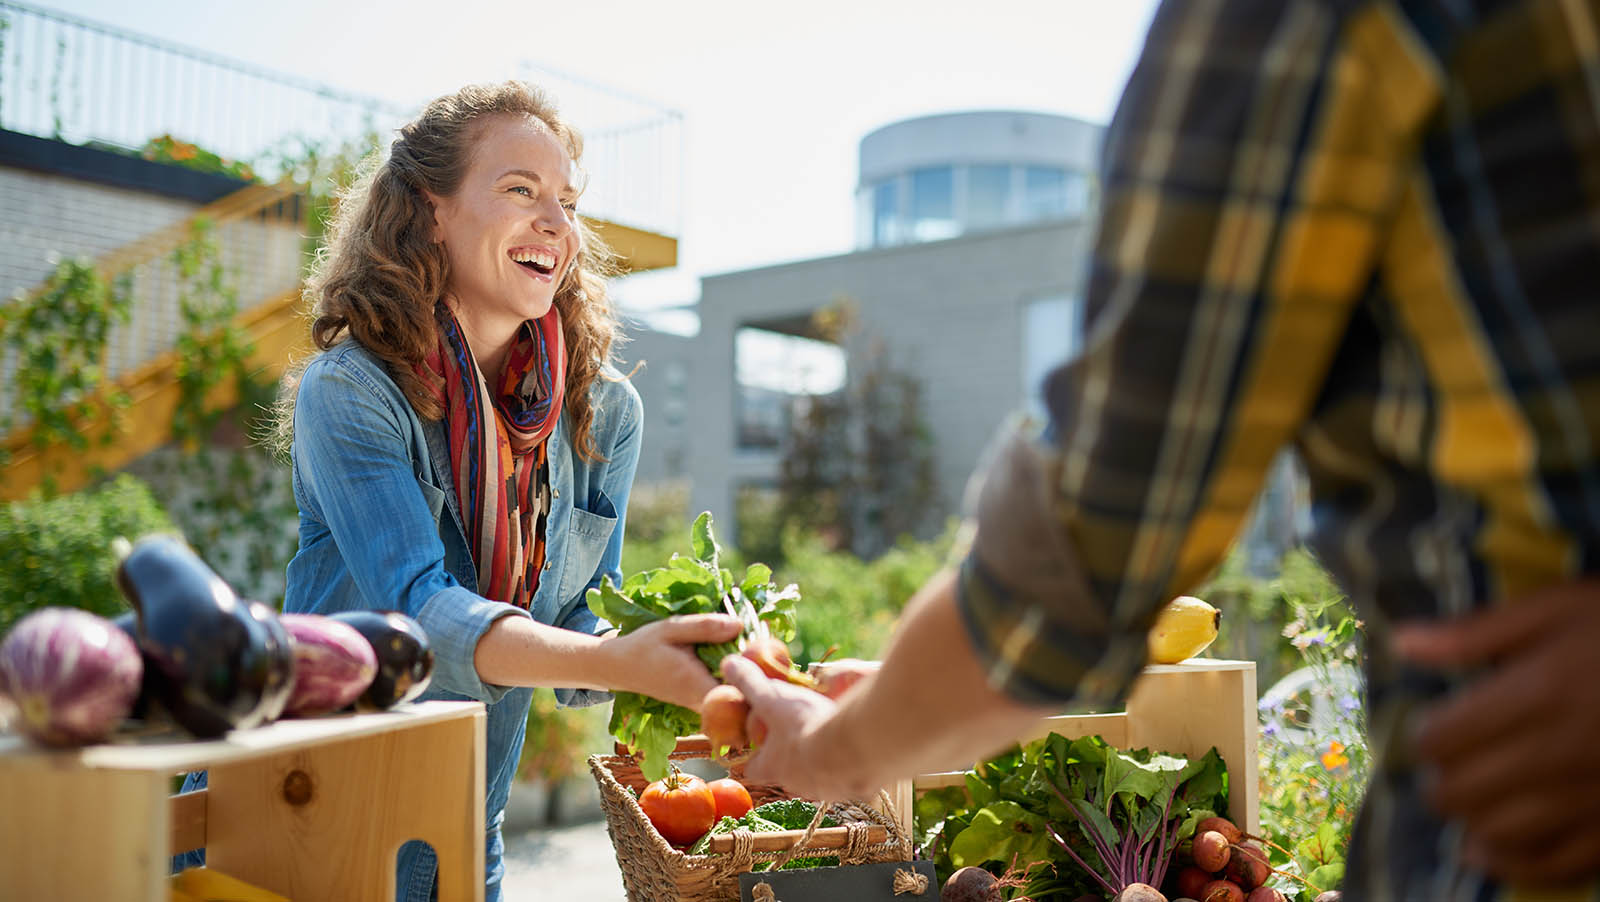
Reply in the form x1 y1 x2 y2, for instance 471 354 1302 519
244 600 296 725
109 611 153 722
327 610 434 709
113 535 284 737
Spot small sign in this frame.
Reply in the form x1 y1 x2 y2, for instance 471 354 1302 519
738 859 938 902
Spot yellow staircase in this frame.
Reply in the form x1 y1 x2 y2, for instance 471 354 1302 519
1 184 676 501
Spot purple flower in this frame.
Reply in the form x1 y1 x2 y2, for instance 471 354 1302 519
1339 695 1361 714
1262 722 1280 738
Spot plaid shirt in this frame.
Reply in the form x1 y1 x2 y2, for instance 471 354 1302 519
956 0 1600 898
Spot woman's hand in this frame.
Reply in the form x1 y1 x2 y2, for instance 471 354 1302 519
600 614 740 710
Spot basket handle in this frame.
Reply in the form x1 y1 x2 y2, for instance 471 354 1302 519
704 824 888 854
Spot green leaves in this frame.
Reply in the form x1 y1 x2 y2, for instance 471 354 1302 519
588 512 805 781
948 800 1054 869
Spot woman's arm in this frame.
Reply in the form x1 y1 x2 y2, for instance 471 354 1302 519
293 353 733 707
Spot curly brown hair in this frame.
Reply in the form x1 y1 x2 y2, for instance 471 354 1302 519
276 81 621 461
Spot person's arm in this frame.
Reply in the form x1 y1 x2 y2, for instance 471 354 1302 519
293 353 734 709
724 571 1052 800
731 0 1411 791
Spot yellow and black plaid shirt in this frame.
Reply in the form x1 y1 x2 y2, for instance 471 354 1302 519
956 0 1600 898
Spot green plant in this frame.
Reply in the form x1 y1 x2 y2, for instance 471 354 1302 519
0 474 177 635
1253 549 1367 901
518 688 610 784
0 258 133 491
140 135 257 182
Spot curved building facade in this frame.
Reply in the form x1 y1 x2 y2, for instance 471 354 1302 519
854 110 1102 249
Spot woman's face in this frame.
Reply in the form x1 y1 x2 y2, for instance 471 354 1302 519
428 114 582 335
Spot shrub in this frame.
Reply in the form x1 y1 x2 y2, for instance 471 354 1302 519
0 474 177 635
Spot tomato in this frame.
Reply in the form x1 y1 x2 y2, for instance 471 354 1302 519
707 777 753 821
639 771 717 846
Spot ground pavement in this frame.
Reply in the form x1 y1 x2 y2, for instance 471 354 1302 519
501 818 628 900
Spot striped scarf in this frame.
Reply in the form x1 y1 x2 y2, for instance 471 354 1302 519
419 307 566 609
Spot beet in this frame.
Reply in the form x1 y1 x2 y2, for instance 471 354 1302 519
1175 865 1213 899
1246 887 1285 902
280 614 377 716
327 610 432 709
1114 884 1168 902
1226 841 1270 890
1201 880 1245 902
1193 830 1232 872
1313 894 1343 902
1196 816 1243 845
0 608 142 746
942 866 1000 902
115 536 284 737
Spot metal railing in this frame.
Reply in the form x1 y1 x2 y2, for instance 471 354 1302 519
0 1 682 234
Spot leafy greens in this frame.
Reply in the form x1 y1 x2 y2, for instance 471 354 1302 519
587 512 799 781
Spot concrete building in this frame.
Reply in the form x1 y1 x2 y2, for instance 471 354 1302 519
625 110 1108 540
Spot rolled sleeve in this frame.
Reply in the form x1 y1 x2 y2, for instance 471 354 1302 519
417 585 534 705
954 419 1147 708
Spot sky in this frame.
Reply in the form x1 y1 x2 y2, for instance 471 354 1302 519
34 0 1162 320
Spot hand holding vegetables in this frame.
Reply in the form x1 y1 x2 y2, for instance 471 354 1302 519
585 512 800 781
1395 576 1600 886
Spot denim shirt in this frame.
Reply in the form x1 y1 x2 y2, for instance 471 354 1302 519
283 340 639 901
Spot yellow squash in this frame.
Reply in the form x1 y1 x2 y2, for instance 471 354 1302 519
1147 595 1221 664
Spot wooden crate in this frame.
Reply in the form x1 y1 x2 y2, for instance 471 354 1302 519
903 659 1259 834
0 700 486 902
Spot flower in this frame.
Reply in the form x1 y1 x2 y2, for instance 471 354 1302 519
1321 740 1350 771
1338 695 1362 714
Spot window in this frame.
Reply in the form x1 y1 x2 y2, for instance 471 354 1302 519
1020 295 1083 413
966 164 1011 230
873 180 901 247
1022 166 1068 221
909 166 958 242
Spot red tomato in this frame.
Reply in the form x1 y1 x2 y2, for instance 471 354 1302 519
639 771 717 846
707 777 753 821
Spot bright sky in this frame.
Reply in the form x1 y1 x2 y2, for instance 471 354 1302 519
38 0 1160 317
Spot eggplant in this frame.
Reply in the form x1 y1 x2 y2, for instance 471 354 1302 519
244 601 296 725
279 614 377 716
328 610 434 709
113 536 285 738
109 611 153 722
0 607 142 746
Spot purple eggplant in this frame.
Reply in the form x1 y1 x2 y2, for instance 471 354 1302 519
328 610 434 709
114 536 281 738
0 608 142 746
279 614 377 716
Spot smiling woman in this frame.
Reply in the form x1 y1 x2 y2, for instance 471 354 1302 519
168 82 742 902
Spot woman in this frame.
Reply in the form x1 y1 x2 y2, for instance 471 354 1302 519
184 81 736 901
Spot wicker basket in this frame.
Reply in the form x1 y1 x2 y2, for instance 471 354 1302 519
591 736 912 902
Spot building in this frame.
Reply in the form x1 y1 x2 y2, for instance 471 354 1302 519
625 110 1107 541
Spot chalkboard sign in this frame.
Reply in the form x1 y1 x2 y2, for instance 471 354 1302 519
737 859 938 902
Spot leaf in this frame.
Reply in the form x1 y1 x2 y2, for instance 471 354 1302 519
1069 798 1120 852
947 801 1053 868
1306 861 1345 895
691 511 716 564
740 563 773 596
1296 819 1344 867
586 580 668 633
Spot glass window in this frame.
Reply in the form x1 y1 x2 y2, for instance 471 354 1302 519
1020 295 1083 413
1062 171 1091 218
910 166 958 241
966 164 1011 230
1022 166 1068 221
873 180 901 247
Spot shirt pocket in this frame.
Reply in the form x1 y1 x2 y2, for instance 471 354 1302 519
557 489 618 603
416 476 447 522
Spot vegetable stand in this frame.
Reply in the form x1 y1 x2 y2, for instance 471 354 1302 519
0 700 485 901
901 658 1259 834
